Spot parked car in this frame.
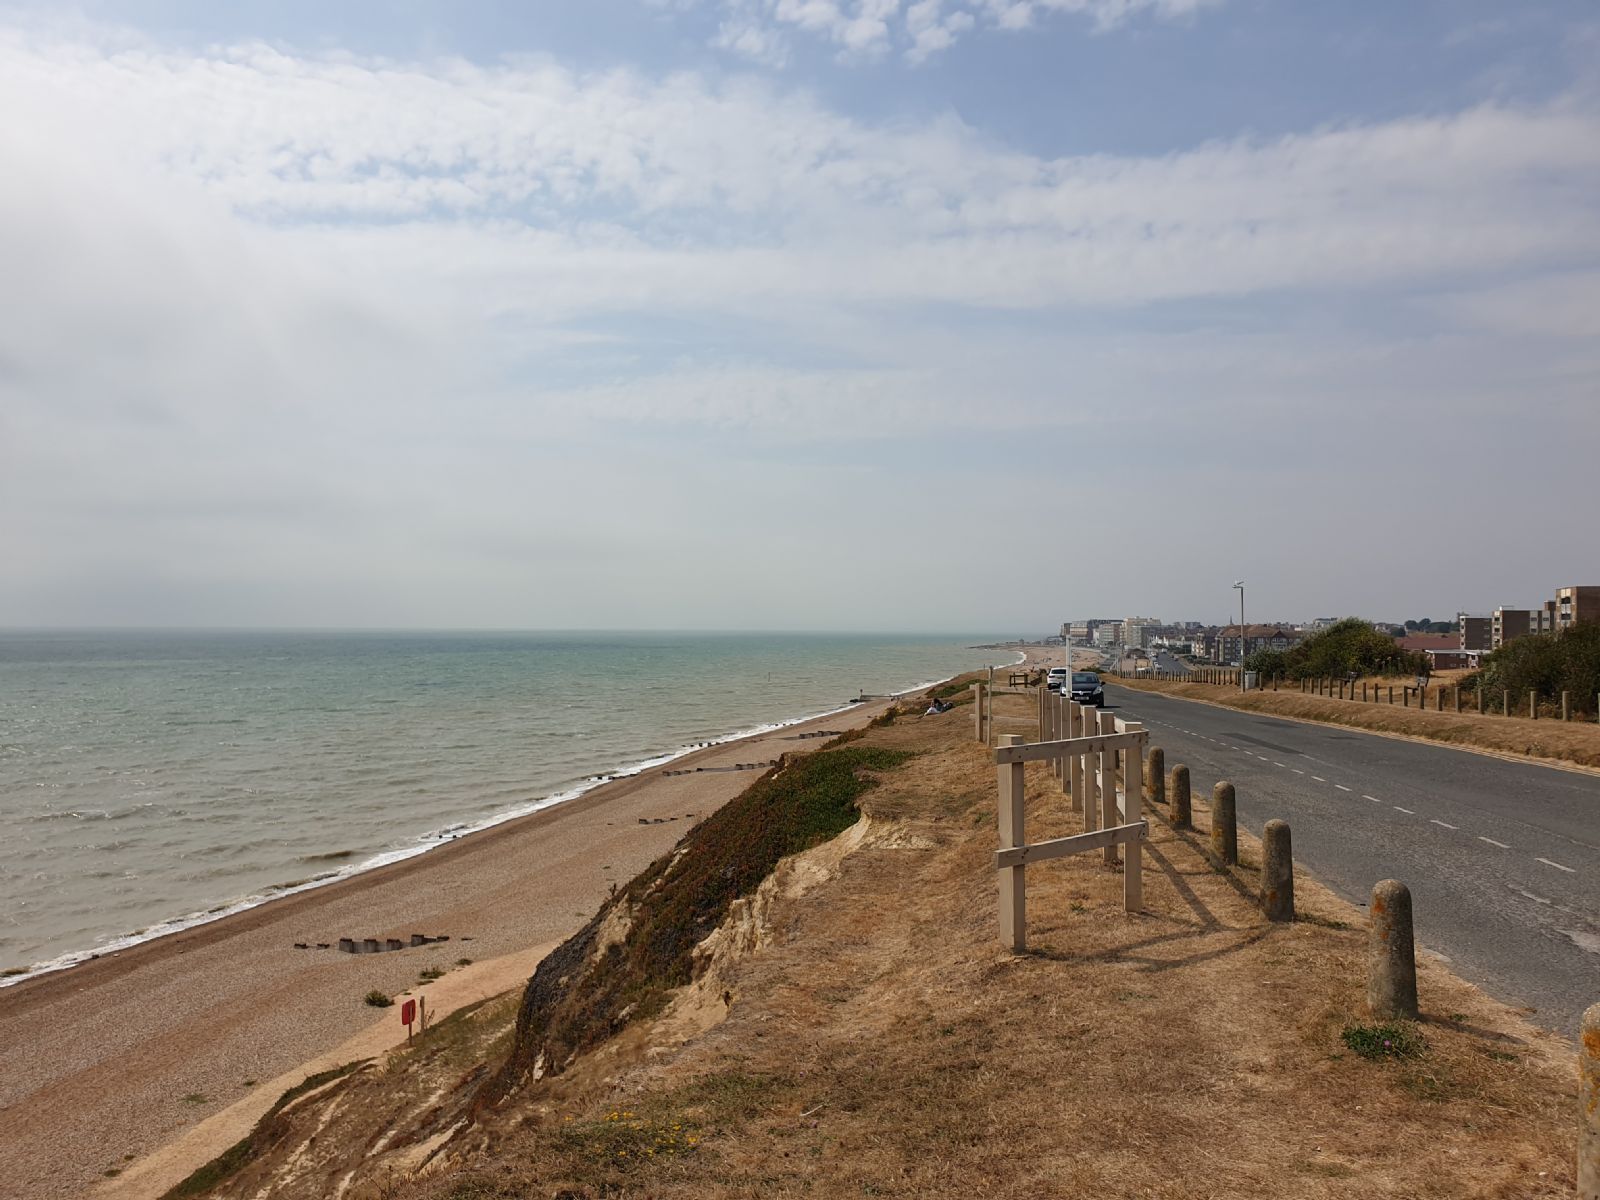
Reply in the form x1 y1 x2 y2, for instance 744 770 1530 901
1070 672 1105 706
1046 666 1069 693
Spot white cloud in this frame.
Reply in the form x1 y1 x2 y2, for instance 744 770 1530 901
2 26 1598 626
701 0 1219 64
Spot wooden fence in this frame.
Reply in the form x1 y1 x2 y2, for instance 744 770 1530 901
993 692 1148 951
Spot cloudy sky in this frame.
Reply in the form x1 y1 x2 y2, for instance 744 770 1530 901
2 1 1597 632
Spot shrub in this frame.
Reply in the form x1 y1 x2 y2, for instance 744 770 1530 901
364 990 393 1008
1477 620 1600 716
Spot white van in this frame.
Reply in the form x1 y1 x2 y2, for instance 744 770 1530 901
1046 667 1069 693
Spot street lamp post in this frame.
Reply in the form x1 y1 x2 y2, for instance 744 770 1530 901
1233 580 1246 691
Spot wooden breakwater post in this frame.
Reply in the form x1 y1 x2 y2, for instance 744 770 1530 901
1581 1002 1600 1199
1260 820 1294 921
1211 781 1237 866
1169 764 1191 829
1368 879 1418 1019
1147 746 1165 805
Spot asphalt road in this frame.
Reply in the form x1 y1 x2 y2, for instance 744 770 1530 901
1104 682 1600 1036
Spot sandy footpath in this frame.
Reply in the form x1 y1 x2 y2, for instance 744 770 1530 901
0 696 896 1200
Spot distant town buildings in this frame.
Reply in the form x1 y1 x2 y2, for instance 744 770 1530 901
1212 624 1303 664
1398 634 1470 671
1481 584 1596 650
1122 616 1160 649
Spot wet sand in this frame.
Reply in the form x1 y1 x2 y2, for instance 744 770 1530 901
0 697 896 1200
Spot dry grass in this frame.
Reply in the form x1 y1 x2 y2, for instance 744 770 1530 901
367 691 1578 1200
1119 673 1600 771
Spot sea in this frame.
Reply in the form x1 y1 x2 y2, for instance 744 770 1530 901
0 630 1018 983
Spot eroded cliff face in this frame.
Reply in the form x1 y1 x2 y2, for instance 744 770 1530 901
168 739 910 1200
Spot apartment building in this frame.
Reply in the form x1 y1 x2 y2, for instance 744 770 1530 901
1457 613 1492 654
1555 586 1600 631
1492 607 1533 649
1122 616 1160 649
1213 624 1303 664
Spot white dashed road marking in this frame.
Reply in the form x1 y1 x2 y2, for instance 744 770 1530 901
1430 819 1458 830
1292 769 1305 775
1334 784 1351 791
1393 806 1415 814
1537 858 1576 874
1311 776 1326 782
1362 795 1380 802
1479 837 1510 849
1273 762 1286 768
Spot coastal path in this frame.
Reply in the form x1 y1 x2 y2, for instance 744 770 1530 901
1105 682 1600 1036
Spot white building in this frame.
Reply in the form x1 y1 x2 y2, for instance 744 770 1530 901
1123 617 1160 649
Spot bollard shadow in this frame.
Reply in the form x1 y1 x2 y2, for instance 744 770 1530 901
1027 921 1275 974
1142 840 1223 932
1150 817 1259 907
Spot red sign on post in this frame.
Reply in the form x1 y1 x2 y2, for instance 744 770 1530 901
400 998 416 1027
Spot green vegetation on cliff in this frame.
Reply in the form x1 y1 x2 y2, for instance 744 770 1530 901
477 739 913 1111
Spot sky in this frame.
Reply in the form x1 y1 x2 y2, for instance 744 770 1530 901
1 1 1597 633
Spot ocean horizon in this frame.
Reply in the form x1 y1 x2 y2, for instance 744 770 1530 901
0 629 1021 984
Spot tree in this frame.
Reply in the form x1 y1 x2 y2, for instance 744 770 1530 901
1279 617 1428 681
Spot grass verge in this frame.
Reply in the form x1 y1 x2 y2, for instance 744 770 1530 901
1114 673 1600 770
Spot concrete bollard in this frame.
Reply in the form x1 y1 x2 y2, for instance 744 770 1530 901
1581 1002 1600 1198
1260 820 1294 921
338 937 356 953
386 938 405 951
1147 746 1165 804
1211 781 1237 866
362 938 380 954
1367 880 1419 1020
1170 765 1191 829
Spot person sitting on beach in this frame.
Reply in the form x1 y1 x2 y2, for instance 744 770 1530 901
925 697 952 716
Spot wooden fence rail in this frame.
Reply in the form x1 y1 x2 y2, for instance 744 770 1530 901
995 703 1147 952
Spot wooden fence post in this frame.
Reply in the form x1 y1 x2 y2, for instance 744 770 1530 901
1037 685 1047 743
1147 746 1165 805
1099 710 1119 863
1261 820 1294 922
997 734 1026 952
1068 700 1084 814
1453 686 1460 713
1367 879 1418 1019
973 682 983 742
1082 704 1100 832
1124 729 1144 913
1530 689 1538 720
1211 781 1237 866
1562 691 1571 722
